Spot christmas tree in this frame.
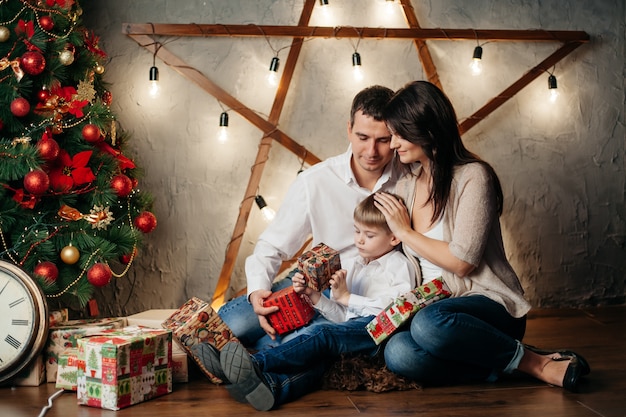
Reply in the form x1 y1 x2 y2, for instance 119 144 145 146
0 0 156 311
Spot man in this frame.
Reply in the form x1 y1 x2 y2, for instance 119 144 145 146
217 85 397 350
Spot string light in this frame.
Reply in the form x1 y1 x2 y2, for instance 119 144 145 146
352 52 363 81
218 111 229 143
267 56 280 87
469 45 483 76
255 195 276 223
148 43 162 98
548 73 559 102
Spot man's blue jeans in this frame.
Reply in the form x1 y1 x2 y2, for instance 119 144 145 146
384 295 527 385
251 315 378 406
217 275 332 351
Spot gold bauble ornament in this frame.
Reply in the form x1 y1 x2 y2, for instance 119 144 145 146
59 49 75 66
94 64 105 75
60 245 80 265
0 26 9 42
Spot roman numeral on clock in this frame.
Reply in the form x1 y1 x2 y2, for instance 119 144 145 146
5 335 21 349
12 319 29 326
9 297 25 308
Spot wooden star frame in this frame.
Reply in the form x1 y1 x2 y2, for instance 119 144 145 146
123 0 589 308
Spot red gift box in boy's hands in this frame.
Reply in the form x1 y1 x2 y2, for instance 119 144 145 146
263 287 316 335
297 242 341 292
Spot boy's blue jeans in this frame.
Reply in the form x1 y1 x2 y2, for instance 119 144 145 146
384 295 527 385
251 315 378 406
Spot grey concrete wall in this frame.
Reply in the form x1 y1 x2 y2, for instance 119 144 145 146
81 0 625 316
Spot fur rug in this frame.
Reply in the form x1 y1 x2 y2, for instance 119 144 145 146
322 353 420 392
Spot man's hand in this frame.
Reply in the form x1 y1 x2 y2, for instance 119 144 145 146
249 289 280 340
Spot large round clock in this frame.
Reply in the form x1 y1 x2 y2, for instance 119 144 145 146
0 260 49 384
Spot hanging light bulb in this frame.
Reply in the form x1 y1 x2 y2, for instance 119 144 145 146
469 45 483 76
218 111 229 143
255 195 276 223
548 74 559 102
352 52 363 81
319 0 329 6
267 56 280 87
148 65 160 97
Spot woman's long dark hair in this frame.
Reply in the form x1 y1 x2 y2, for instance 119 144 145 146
383 81 503 223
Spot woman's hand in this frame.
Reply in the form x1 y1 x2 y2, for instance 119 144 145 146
374 192 412 239
330 269 350 306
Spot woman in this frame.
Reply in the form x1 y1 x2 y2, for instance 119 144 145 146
374 81 589 391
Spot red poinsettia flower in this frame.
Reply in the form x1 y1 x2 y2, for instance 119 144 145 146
67 99 89 118
50 85 77 102
15 20 34 39
49 150 96 192
46 0 75 8
84 31 107 58
96 142 136 170
12 189 37 209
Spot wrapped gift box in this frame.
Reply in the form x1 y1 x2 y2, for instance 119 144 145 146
49 309 69 327
13 354 46 386
56 348 79 390
162 297 238 384
126 309 188 383
366 278 452 345
45 317 127 383
263 286 315 335
297 242 341 291
126 309 177 329
77 326 172 410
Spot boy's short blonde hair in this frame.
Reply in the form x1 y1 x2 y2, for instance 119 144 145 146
353 193 403 234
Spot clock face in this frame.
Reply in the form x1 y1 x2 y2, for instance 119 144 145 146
0 262 48 383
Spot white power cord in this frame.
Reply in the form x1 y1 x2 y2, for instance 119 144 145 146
37 389 64 417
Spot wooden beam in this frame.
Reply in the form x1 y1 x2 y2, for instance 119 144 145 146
398 0 442 90
458 41 585 134
123 23 590 43
126 34 320 167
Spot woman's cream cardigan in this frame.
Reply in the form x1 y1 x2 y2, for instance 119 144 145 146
394 163 532 318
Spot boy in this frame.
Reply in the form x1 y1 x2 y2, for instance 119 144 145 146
195 194 415 410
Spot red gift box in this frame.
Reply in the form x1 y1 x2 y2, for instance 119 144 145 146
263 287 315 335
297 242 341 291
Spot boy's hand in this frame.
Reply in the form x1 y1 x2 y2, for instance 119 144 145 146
330 269 350 306
292 272 321 305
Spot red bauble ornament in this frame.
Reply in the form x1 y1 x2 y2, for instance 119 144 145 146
87 263 112 287
102 91 112 106
37 89 51 103
81 123 102 143
10 97 30 117
24 170 49 195
134 211 157 233
34 261 59 283
39 15 54 31
20 51 46 76
111 174 133 197
120 248 137 265
37 137 60 161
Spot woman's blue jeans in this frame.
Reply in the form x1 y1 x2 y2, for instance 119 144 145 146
384 295 526 385
251 316 378 406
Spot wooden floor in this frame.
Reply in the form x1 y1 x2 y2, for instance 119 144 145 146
1 306 624 417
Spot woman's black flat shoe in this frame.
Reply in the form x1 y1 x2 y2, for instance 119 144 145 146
523 344 590 376
562 356 583 392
